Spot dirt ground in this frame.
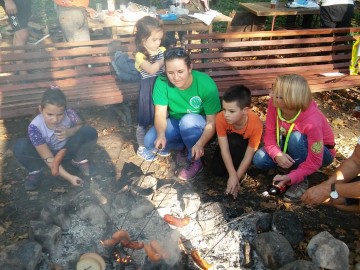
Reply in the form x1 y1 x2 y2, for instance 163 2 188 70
0 89 359 268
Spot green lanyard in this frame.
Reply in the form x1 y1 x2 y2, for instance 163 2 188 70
276 108 301 153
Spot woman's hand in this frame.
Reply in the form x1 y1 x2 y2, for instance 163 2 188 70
191 143 204 160
226 174 240 199
155 136 166 151
273 174 291 187
275 152 295 169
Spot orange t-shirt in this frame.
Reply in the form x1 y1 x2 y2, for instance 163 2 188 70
54 0 89 8
216 110 263 149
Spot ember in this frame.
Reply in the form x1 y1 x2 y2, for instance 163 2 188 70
110 246 136 270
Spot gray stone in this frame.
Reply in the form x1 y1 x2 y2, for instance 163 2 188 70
253 231 295 269
40 206 71 230
0 240 42 270
152 184 178 208
77 203 108 227
307 231 349 270
272 210 304 246
237 211 272 242
182 192 201 218
278 259 320 270
29 220 62 256
196 202 224 232
130 198 155 218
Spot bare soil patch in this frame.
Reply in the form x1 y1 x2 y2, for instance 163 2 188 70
0 89 359 268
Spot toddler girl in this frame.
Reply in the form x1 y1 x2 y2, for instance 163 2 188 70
134 16 168 161
13 87 98 190
253 74 336 202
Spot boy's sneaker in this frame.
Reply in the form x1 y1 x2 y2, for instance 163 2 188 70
137 146 157 161
72 159 93 176
178 160 203 181
24 170 42 191
283 178 309 202
153 149 171 157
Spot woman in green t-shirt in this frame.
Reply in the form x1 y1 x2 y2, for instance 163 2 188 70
143 47 221 180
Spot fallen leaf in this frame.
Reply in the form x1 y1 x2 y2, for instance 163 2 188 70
335 228 347 235
52 187 67 193
332 118 344 126
17 233 28 240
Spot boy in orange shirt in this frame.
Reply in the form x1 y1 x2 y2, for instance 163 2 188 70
212 85 263 199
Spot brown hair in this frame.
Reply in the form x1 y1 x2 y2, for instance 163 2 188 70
134 16 164 59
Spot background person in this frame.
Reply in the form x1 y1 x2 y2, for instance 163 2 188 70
253 74 336 202
302 137 360 212
53 0 91 42
13 87 98 191
0 0 31 45
319 0 354 28
211 85 263 199
143 47 221 180
134 16 166 161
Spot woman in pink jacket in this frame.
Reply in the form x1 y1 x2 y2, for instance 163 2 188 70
253 74 336 202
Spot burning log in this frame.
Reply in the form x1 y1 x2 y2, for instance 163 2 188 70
163 214 190 227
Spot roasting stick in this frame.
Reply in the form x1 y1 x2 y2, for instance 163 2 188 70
181 209 267 244
129 177 181 257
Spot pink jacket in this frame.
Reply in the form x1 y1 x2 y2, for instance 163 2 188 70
264 99 336 184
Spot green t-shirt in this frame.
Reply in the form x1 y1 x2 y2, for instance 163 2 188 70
153 70 221 119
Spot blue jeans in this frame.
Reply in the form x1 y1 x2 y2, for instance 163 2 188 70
253 131 334 170
144 114 206 160
13 125 98 172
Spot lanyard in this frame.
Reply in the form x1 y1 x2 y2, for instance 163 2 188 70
276 108 301 153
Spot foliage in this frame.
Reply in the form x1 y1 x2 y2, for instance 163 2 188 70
30 0 359 31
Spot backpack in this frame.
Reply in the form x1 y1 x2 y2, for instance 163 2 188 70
112 51 141 82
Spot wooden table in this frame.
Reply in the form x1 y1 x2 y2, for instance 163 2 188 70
88 12 232 39
239 2 320 31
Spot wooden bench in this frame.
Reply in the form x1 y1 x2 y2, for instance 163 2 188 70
184 27 360 96
0 38 139 119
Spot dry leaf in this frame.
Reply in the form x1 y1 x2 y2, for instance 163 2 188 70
52 187 67 193
335 228 347 235
332 118 344 126
17 233 28 240
0 226 6 235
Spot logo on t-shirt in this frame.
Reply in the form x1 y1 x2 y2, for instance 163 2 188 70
189 96 202 109
311 141 323 154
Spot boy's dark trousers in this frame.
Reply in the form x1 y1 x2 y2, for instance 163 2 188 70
211 133 249 177
13 125 98 172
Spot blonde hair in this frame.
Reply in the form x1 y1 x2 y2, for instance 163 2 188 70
272 74 312 111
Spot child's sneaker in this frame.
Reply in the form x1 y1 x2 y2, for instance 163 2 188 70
137 146 157 161
178 160 203 181
72 159 93 176
283 178 309 202
153 149 171 157
24 170 42 191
